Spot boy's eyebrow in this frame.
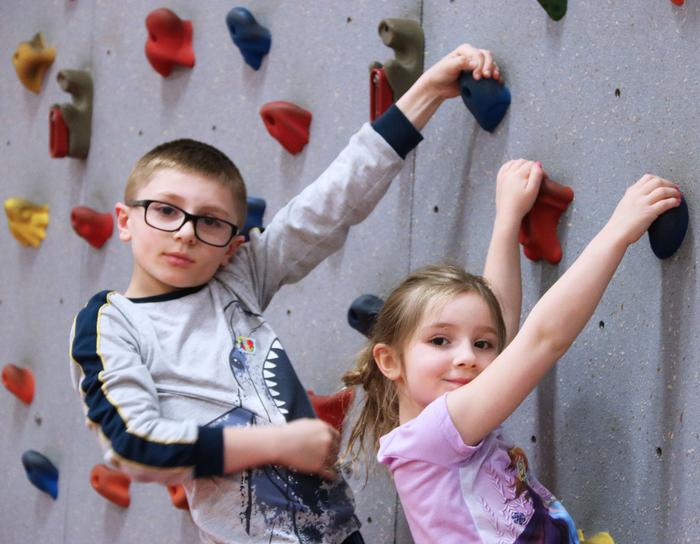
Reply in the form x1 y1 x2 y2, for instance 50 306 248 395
151 192 234 219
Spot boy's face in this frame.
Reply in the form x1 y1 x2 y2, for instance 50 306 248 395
116 168 245 297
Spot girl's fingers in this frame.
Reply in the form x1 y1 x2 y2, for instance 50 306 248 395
647 185 681 204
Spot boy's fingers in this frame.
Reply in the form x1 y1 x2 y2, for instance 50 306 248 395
481 50 494 77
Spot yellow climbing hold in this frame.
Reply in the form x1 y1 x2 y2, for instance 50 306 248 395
12 33 56 93
578 529 615 544
4 198 49 247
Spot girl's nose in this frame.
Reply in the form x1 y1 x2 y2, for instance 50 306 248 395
453 345 478 368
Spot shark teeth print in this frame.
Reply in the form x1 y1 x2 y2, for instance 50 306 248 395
263 339 286 414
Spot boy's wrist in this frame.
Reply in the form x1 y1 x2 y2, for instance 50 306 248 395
394 78 445 131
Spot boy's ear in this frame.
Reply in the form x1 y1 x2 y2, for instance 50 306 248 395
115 202 132 242
220 234 246 266
373 343 402 382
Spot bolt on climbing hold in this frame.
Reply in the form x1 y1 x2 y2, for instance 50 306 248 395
459 71 511 133
2 364 35 404
21 450 59 499
90 464 131 507
259 101 312 154
13 32 56 93
71 206 114 249
369 66 393 121
537 0 567 20
347 294 384 337
167 484 189 510
307 388 355 434
49 69 93 159
519 174 574 264
242 196 266 240
226 7 271 70
648 194 688 259
4 198 49 248
374 18 424 101
145 8 195 77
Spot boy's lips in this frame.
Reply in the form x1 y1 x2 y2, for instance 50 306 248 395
163 252 195 267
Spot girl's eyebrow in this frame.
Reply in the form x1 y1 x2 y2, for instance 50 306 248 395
423 322 497 335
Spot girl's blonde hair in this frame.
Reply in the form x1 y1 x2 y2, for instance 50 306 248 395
342 263 507 465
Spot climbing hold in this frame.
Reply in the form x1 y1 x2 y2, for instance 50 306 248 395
260 101 312 154
348 294 384 337
71 206 113 249
578 530 616 544
226 7 271 70
145 8 195 77
671 0 685 4
519 175 574 264
648 196 688 259
4 198 49 248
537 0 567 20
49 69 93 159
242 196 266 239
167 484 189 510
307 388 355 434
369 66 394 121
90 464 131 507
374 18 424 100
21 450 58 499
2 364 35 404
459 71 511 133
13 32 56 93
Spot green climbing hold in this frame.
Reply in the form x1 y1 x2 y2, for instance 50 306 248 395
537 0 567 21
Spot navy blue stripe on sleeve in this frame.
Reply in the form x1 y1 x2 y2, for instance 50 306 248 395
71 291 224 477
371 104 423 159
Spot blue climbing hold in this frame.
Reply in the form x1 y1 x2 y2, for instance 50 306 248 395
458 71 511 133
226 7 271 70
648 196 688 259
348 294 384 337
242 196 266 239
21 450 59 499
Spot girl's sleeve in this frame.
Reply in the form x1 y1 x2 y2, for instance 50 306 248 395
221 105 422 311
69 291 223 484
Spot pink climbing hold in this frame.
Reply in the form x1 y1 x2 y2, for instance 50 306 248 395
519 175 574 265
145 8 195 77
71 206 113 249
2 364 34 404
259 101 312 155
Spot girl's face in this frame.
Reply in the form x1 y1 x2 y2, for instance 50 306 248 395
397 291 499 422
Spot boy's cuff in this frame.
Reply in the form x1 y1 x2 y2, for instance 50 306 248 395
371 104 423 159
194 426 224 477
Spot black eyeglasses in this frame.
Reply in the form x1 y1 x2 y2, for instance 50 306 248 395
128 200 239 247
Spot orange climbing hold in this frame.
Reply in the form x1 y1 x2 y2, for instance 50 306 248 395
2 364 34 404
260 101 312 154
145 8 195 77
13 32 56 93
4 198 49 247
90 464 131 508
307 388 355 434
167 484 189 510
519 175 574 265
71 207 113 248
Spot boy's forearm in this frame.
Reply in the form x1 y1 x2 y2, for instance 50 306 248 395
394 78 445 131
222 425 281 473
521 224 628 357
483 215 523 342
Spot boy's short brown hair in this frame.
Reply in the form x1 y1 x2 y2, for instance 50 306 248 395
125 139 248 226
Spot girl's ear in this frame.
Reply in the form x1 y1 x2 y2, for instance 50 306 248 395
373 343 402 381
115 202 132 242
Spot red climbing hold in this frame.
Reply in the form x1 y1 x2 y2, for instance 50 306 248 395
260 101 312 155
307 388 355 434
167 484 189 510
671 0 684 5
370 67 394 121
2 364 34 404
71 206 114 249
49 106 69 158
90 464 131 508
145 8 195 77
519 175 574 265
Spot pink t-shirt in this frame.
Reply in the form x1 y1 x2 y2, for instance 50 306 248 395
378 394 578 544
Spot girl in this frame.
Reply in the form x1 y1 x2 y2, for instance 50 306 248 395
344 168 681 543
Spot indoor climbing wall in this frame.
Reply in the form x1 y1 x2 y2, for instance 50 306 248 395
0 1 697 543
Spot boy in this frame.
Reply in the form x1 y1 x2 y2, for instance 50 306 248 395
69 44 501 543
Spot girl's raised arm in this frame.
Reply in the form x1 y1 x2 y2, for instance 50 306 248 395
448 174 681 446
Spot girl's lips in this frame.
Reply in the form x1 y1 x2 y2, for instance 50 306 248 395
163 253 194 267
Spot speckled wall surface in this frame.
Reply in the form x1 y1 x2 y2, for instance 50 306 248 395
0 1 697 543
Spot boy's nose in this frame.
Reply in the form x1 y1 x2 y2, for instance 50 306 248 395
173 218 197 243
